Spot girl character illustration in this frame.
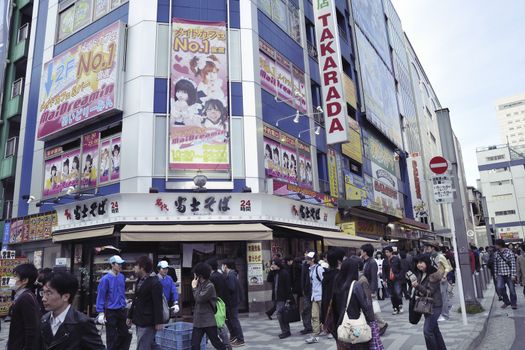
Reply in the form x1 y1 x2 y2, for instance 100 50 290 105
100 148 110 178
201 99 228 132
171 78 199 126
305 161 313 184
264 144 273 170
190 55 224 102
299 158 306 183
282 152 290 179
70 156 80 179
45 165 60 190
290 154 297 180
62 158 70 182
112 144 120 174
82 154 96 185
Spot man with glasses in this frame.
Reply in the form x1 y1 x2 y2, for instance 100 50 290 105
96 255 131 350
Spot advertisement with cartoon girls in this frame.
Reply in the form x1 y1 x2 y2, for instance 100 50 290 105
170 19 229 171
80 132 99 189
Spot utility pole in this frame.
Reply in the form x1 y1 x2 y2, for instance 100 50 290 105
435 108 480 309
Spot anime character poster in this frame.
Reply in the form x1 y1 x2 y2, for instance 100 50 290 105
280 145 297 184
43 156 62 197
60 149 80 190
170 19 229 171
80 132 99 189
110 136 121 181
99 139 111 184
263 138 282 179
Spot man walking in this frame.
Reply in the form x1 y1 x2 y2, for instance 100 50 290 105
207 257 232 349
424 241 453 321
382 246 404 315
157 261 179 316
305 252 323 344
361 244 388 335
299 251 313 335
494 239 518 309
222 259 245 347
267 259 293 339
41 272 105 349
96 255 131 350
127 256 164 349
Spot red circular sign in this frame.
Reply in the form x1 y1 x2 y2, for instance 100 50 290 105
429 156 448 174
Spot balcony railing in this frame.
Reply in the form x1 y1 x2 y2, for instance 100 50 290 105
307 41 317 60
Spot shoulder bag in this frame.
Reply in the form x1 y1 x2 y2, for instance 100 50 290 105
413 290 434 315
337 281 372 344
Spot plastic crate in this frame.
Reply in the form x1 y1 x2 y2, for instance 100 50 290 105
155 322 207 350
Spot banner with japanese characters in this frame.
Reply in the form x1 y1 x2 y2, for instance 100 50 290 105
80 132 100 189
37 21 125 140
61 149 81 190
110 136 121 181
98 135 121 184
264 138 282 179
43 155 63 197
170 19 229 171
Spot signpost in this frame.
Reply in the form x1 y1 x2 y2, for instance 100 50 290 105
429 156 449 174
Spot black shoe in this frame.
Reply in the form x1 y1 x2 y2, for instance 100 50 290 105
300 329 312 335
279 332 291 339
379 323 388 336
265 311 273 320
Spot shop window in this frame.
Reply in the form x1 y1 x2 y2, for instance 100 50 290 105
57 0 128 41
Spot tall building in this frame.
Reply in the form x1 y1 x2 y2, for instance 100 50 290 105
477 144 525 242
496 92 525 147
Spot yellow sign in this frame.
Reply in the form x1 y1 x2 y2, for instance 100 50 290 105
342 128 363 164
328 149 339 198
345 181 365 201
342 74 357 109
341 222 356 236
247 243 262 264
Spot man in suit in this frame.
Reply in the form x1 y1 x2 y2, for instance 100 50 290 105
41 272 105 350
267 259 293 339
127 256 164 350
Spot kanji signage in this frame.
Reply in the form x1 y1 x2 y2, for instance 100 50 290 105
63 199 110 221
154 195 232 215
431 175 454 203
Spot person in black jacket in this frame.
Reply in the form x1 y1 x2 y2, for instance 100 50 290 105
7 263 40 350
299 251 313 335
332 257 374 349
222 259 244 347
127 256 164 350
382 246 404 315
320 248 344 336
267 259 293 339
207 257 231 349
41 272 105 350
399 250 413 300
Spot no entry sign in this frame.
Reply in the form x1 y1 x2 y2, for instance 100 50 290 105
429 156 448 174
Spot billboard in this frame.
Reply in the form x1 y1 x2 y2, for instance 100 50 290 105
37 21 125 140
80 132 100 189
407 153 429 221
356 28 401 147
370 161 402 218
312 0 349 144
170 19 229 171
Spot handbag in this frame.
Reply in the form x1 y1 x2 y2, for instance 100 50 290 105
413 294 434 315
337 281 372 344
372 300 381 314
282 300 301 323
408 297 423 325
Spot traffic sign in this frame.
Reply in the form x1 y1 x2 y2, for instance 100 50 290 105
431 175 454 203
429 156 448 174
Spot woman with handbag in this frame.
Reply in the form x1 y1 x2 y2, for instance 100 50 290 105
411 254 447 350
331 258 374 350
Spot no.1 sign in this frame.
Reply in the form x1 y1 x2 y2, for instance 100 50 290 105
429 156 449 174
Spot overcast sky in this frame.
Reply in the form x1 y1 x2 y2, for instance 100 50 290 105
391 0 525 187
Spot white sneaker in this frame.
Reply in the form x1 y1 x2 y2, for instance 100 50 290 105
438 316 446 322
305 337 319 344
392 309 399 315
318 331 328 337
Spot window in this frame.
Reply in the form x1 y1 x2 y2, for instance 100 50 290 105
5 137 17 158
257 0 301 44
489 180 510 186
57 0 128 41
495 210 516 216
11 78 23 98
493 193 512 201
486 154 505 161
17 23 29 43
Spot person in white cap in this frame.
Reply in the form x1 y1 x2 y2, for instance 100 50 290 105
96 255 131 350
305 251 324 344
157 261 179 315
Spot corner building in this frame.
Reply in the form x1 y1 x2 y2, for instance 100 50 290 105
4 0 443 316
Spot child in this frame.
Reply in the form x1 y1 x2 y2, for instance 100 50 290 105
171 78 199 126
190 55 224 102
200 99 228 132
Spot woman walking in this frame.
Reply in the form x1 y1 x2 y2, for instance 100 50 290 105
331 258 375 350
411 254 447 350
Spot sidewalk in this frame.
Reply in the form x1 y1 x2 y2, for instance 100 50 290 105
0 282 497 349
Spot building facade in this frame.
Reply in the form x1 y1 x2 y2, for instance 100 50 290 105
496 92 525 147
477 143 525 243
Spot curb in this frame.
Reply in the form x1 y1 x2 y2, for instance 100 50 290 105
464 287 497 350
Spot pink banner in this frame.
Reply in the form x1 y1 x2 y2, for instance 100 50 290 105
80 132 100 189
260 51 276 95
60 149 80 190
264 138 281 178
43 157 62 197
99 139 111 184
110 136 121 181
280 145 297 184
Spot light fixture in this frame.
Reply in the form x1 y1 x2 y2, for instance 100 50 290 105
149 187 159 193
274 90 302 104
298 125 322 138
193 172 208 192
314 126 321 135
276 110 300 127
65 186 76 195
26 195 36 204
293 111 300 124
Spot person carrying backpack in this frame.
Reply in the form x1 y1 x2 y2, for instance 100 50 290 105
305 252 324 344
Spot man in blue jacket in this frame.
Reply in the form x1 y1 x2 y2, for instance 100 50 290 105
157 260 179 314
96 255 131 350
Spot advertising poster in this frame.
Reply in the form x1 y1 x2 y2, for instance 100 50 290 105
81 132 100 189
110 136 121 181
273 180 337 207
0 257 28 317
407 153 429 221
344 172 366 201
280 144 297 184
2 222 10 249
74 0 92 29
170 19 229 171
327 149 339 198
370 162 402 217
292 67 307 113
248 264 264 286
94 0 109 19
264 138 281 179
342 118 363 163
259 50 276 94
356 28 401 147
258 0 272 16
61 148 81 190
38 21 124 140
99 139 111 184
275 53 293 104
297 141 313 189
43 156 62 197
364 130 396 175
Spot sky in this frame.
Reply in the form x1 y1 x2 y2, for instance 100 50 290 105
390 0 525 187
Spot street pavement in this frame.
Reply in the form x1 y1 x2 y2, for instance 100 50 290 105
0 281 498 349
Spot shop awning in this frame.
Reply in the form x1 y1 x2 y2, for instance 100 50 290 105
275 225 380 248
52 226 115 242
120 223 273 242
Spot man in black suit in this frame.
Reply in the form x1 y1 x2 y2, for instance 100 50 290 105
267 259 293 339
41 272 105 350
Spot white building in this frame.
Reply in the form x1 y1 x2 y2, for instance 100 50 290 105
477 144 525 242
496 92 525 147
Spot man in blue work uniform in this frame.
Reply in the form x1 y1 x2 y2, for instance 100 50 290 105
96 255 132 350
157 260 179 314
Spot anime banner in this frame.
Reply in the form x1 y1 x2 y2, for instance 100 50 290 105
80 132 100 189
99 139 111 184
60 149 80 190
110 136 121 181
43 156 62 197
264 137 282 179
170 19 229 171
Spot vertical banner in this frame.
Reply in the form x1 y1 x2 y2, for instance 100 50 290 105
313 0 349 144
99 139 111 184
43 157 62 197
81 132 100 189
327 148 339 198
407 153 429 221
61 149 80 190
110 136 121 181
170 19 229 171
264 138 282 179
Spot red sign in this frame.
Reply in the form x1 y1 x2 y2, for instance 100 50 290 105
429 156 448 174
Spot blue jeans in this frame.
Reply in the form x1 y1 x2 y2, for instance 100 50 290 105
423 306 447 350
226 305 244 341
496 275 517 306
388 280 403 310
136 326 160 350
